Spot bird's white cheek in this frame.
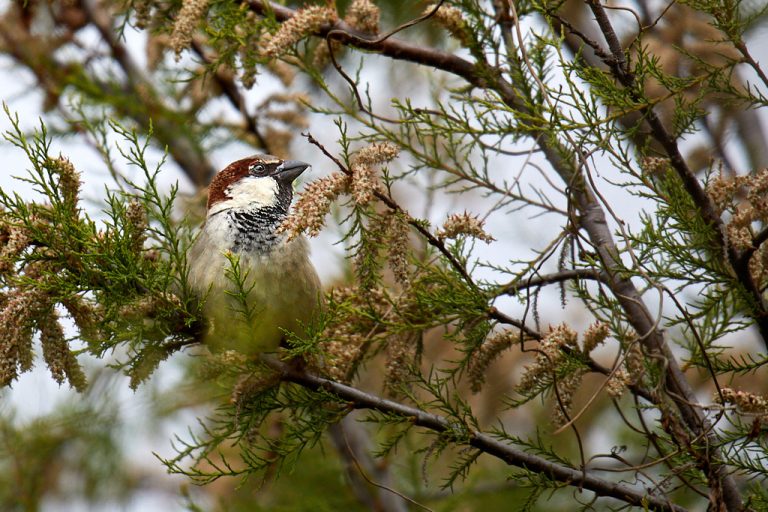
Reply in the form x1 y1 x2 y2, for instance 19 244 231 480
208 176 279 215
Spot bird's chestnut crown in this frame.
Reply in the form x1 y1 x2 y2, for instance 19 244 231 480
206 154 309 213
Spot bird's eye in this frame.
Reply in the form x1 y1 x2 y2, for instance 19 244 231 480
250 164 265 173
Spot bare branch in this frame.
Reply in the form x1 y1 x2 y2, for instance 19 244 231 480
264 356 688 512
497 269 606 296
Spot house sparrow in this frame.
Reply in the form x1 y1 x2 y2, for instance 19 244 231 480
187 155 321 353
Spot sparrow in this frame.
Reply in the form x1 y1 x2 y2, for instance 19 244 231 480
187 154 321 353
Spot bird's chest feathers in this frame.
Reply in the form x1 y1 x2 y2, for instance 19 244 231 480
205 177 291 254
190 210 316 297
188 228 319 338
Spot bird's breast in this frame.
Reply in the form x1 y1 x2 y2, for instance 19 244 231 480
187 218 321 352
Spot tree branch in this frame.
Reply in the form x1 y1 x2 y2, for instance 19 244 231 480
580 4 746 509
264 357 687 512
585 0 768 355
247 1 482 88
248 2 742 506
497 269 606 296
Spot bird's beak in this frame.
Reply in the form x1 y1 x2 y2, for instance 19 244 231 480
275 160 310 183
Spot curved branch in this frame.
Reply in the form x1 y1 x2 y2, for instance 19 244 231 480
585 0 768 354
264 357 687 512
248 2 741 506
247 1 481 87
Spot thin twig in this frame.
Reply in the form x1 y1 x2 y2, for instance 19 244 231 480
190 37 269 149
497 269 605 296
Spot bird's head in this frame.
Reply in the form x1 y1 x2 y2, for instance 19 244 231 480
207 154 310 217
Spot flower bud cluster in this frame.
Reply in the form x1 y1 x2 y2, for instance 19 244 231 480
467 329 518 393
319 286 391 382
170 0 210 58
716 387 768 415
0 288 44 386
350 142 399 205
279 172 351 240
437 212 494 243
424 4 472 47
517 324 579 398
280 141 401 240
706 169 768 281
345 0 380 34
261 6 337 59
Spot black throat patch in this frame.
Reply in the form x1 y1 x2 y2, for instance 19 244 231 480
226 180 293 254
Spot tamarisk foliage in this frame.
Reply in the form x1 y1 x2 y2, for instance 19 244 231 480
2 0 768 510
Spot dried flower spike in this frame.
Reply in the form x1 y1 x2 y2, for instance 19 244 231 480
384 331 418 397
322 329 365 382
746 168 768 218
717 388 768 415
62 295 104 343
278 172 350 240
352 141 400 167
39 308 87 391
0 288 46 387
606 368 630 398
345 0 380 34
727 222 753 251
468 329 517 393
350 164 380 205
437 212 494 243
350 142 400 205
582 321 609 354
706 173 736 215
640 156 670 176
624 342 645 384
49 156 81 208
0 226 31 275
318 285 391 382
386 213 410 287
170 0 210 59
261 6 337 59
517 323 577 395
424 3 472 47
126 200 148 254
553 368 586 428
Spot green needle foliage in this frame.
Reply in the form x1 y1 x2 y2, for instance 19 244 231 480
0 108 200 390
2 0 768 511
